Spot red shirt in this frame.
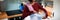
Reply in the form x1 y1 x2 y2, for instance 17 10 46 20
22 2 48 19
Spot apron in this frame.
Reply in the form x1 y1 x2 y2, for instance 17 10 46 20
24 12 45 20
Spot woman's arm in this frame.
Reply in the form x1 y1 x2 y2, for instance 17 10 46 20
22 5 33 19
36 3 48 19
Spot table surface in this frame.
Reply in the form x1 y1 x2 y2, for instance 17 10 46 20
0 12 22 19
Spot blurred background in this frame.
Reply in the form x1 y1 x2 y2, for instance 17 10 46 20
0 0 53 11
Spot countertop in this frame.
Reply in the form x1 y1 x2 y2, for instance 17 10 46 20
0 12 22 19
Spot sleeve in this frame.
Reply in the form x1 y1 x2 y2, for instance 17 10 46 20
37 3 48 19
22 5 33 19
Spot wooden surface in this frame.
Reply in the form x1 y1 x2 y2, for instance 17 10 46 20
0 12 22 19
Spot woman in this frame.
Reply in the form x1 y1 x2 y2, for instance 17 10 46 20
22 0 48 20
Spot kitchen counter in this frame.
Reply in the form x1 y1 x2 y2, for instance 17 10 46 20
0 12 22 19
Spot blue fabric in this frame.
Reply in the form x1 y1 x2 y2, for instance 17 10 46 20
19 3 24 11
30 13 42 20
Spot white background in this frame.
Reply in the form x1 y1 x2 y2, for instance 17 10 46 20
54 0 60 20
